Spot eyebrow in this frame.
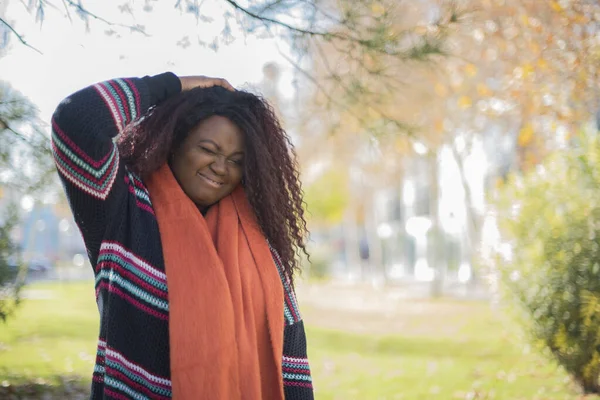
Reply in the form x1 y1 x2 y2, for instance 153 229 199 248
198 139 244 156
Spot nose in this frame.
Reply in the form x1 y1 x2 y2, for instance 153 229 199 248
210 155 227 176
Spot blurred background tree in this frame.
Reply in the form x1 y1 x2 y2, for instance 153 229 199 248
483 1 600 393
305 0 600 294
0 81 55 321
496 131 600 394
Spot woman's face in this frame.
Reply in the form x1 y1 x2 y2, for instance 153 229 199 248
171 115 245 208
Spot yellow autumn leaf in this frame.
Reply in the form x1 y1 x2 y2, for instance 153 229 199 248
537 58 549 70
434 119 444 133
464 63 478 77
458 96 472 109
575 14 590 24
518 124 534 147
520 14 529 26
477 83 491 96
371 3 385 16
434 83 447 97
522 63 534 78
529 42 540 55
550 0 563 12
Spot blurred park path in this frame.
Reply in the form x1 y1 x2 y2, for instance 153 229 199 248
296 281 494 337
297 279 489 312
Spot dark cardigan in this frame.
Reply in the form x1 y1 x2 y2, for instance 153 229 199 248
51 72 313 400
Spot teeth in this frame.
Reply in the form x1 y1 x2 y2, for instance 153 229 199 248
198 173 222 185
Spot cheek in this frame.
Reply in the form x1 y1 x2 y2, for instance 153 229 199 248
172 151 201 186
229 169 244 185
181 150 210 171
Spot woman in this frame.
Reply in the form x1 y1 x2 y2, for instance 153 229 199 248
52 72 313 399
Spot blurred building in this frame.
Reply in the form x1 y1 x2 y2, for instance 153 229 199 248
0 182 88 275
350 127 516 287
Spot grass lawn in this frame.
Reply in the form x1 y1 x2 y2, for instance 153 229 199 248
0 281 595 399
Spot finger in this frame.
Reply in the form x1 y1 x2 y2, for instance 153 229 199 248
212 78 235 92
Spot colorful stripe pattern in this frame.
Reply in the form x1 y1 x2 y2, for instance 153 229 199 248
95 241 169 321
94 339 172 399
93 79 140 133
51 119 120 201
93 339 106 385
282 355 313 389
51 78 141 202
125 170 154 215
270 245 302 325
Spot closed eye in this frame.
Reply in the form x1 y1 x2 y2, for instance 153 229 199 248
229 159 243 166
201 146 216 155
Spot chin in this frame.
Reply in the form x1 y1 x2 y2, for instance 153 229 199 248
190 193 211 208
193 189 230 207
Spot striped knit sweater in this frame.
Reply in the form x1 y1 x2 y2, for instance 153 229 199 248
51 72 314 400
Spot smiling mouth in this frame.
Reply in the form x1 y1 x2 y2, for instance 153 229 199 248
197 172 224 187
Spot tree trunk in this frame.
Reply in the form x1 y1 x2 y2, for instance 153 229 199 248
365 191 382 285
428 151 444 297
450 141 483 293
342 201 361 280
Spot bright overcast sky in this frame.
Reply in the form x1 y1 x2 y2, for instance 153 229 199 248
0 0 295 123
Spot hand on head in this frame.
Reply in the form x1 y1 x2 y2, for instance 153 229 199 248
179 76 235 92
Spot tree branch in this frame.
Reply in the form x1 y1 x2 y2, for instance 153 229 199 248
311 38 416 133
0 119 41 147
256 0 287 14
256 0 341 25
62 0 149 36
222 0 358 42
276 42 416 135
274 45 370 128
223 0 449 63
60 0 74 23
0 17 43 54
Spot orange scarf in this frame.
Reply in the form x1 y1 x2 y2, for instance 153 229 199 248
146 164 285 399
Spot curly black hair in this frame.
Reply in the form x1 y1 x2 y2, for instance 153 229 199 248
117 86 308 283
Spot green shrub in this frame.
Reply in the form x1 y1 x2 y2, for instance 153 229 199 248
496 132 600 394
0 205 23 322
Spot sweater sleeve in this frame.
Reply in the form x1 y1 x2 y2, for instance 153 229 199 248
51 72 181 265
